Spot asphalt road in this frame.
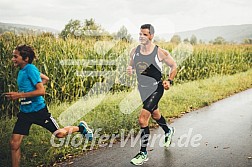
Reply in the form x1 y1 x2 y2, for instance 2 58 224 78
61 88 252 167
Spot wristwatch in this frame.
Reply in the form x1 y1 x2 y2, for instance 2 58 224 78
168 79 173 85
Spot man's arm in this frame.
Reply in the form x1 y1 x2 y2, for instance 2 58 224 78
5 83 45 100
158 48 177 80
158 48 177 90
126 47 137 75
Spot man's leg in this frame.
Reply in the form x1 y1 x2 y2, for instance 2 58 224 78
131 109 150 165
139 109 151 152
10 134 24 167
152 109 175 147
152 109 170 134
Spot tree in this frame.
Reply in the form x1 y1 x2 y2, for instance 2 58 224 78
170 35 181 44
82 18 102 37
59 19 81 39
199 39 205 44
213 36 226 45
183 38 189 43
190 34 197 45
243 38 252 44
59 18 109 40
114 26 132 42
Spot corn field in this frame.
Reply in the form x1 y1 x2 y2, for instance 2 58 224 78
0 32 252 117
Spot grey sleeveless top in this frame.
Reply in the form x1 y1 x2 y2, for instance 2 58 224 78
133 45 162 86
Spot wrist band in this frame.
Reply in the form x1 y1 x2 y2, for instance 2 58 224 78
168 79 173 85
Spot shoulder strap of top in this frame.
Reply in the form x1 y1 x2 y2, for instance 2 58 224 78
135 45 141 53
154 45 159 53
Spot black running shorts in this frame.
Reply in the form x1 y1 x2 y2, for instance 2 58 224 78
138 82 164 113
13 106 59 135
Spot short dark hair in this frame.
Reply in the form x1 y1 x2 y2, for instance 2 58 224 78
140 24 155 35
15 45 36 63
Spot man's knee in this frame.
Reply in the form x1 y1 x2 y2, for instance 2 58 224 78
152 114 160 120
139 109 151 127
138 117 148 127
151 109 161 120
9 139 21 151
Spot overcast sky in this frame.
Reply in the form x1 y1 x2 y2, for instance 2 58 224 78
0 0 252 36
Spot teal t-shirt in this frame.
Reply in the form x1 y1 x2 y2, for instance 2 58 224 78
17 64 45 113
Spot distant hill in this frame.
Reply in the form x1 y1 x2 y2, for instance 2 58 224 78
0 22 59 35
1 22 252 43
164 24 252 43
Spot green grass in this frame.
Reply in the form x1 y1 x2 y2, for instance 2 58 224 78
1 69 252 167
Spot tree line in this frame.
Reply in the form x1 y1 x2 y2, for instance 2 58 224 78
1 18 251 44
59 18 251 45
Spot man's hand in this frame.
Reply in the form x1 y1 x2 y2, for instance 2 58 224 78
162 80 171 90
4 92 21 100
126 66 133 75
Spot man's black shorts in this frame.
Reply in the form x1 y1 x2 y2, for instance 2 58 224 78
13 106 59 135
138 82 164 113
